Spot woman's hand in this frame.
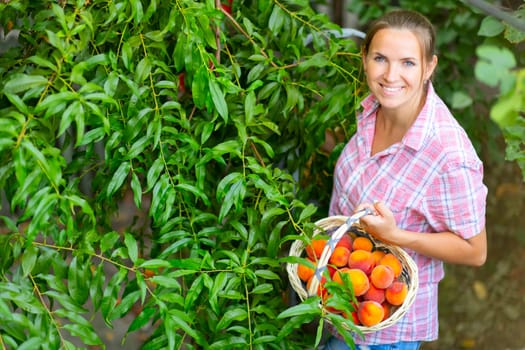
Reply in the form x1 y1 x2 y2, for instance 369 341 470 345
356 201 401 245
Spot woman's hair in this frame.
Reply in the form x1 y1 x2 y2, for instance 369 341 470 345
362 10 436 63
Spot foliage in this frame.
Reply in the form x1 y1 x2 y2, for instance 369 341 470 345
0 0 365 348
473 2 525 182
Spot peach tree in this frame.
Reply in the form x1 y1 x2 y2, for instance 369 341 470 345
0 0 363 348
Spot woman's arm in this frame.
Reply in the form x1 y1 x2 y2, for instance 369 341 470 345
359 201 487 267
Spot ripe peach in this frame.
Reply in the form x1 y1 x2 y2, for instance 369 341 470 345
326 264 337 278
297 258 316 282
352 236 373 252
385 281 408 306
363 283 385 304
348 249 375 275
357 300 385 327
333 267 370 296
371 250 386 265
379 253 402 278
329 246 351 267
370 264 395 289
306 238 327 260
336 234 353 250
381 302 392 321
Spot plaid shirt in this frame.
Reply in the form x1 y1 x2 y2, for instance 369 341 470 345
328 82 487 344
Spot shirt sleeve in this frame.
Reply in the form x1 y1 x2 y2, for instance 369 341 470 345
424 159 487 239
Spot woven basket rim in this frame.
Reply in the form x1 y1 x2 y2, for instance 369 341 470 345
286 215 419 333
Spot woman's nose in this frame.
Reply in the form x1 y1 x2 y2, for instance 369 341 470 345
383 63 399 81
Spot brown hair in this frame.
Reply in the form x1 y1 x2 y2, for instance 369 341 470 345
362 10 436 63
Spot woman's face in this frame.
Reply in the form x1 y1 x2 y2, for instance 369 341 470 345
362 28 437 113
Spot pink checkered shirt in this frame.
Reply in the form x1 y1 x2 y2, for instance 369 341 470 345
328 82 487 344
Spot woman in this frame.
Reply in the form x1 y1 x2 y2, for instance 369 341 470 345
325 9 487 350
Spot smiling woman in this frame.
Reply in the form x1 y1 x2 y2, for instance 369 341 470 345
325 9 488 350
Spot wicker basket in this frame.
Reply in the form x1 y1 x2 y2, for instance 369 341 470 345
287 215 418 333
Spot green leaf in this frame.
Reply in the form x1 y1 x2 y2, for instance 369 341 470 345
451 91 473 109
168 309 204 345
127 307 156 333
478 16 505 37
209 79 228 122
124 233 138 263
17 337 43 350
138 259 172 269
216 308 248 331
107 162 131 197
110 290 141 320
21 245 37 277
251 283 273 294
277 297 321 319
67 256 89 305
63 323 103 346
135 57 152 83
148 275 181 289
3 74 48 94
268 5 285 35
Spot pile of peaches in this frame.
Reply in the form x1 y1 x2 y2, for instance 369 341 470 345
297 232 408 327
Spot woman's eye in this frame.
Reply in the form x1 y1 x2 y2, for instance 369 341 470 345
404 60 416 67
373 56 385 62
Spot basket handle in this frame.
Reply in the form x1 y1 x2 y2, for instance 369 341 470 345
307 208 373 296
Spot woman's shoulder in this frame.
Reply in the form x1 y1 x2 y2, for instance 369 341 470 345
426 95 482 169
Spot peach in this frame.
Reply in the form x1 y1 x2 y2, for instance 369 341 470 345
381 302 392 321
371 250 386 265
357 300 385 327
379 253 402 278
333 267 370 296
336 234 353 250
326 264 337 278
363 283 385 304
348 249 375 275
370 265 395 289
297 258 316 282
385 281 408 306
306 238 327 260
352 236 373 252
329 246 351 267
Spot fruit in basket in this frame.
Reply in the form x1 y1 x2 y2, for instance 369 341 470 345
333 267 370 296
363 283 386 304
306 238 327 260
348 249 375 275
337 234 353 250
379 253 402 278
370 264 395 289
385 281 408 306
297 258 316 282
329 246 351 267
381 302 392 321
353 236 374 252
357 300 385 327
371 250 386 265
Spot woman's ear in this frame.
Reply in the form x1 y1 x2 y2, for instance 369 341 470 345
425 54 438 80
361 48 368 72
